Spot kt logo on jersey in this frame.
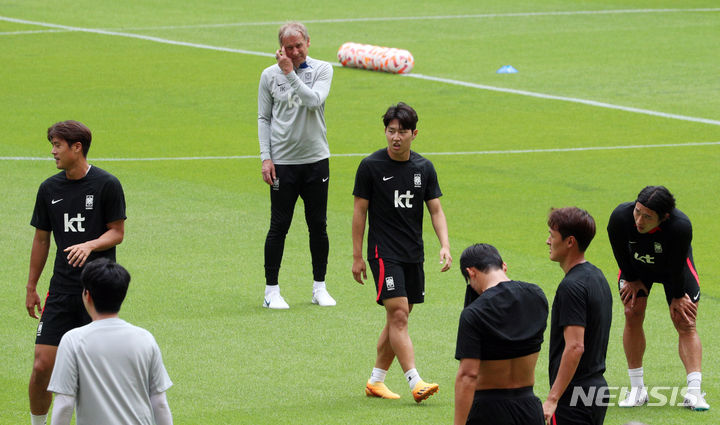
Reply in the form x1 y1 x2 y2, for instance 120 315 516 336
64 213 86 232
394 190 414 208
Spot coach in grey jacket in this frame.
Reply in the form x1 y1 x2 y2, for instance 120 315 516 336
257 21 335 310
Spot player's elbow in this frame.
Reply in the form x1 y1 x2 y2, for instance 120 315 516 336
567 341 584 357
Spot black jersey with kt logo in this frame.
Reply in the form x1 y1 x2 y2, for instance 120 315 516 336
31 166 126 294
353 149 442 263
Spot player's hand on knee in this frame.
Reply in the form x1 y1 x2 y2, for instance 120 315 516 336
670 295 697 326
620 279 647 308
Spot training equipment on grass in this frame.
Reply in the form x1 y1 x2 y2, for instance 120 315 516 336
337 42 414 74
496 65 518 74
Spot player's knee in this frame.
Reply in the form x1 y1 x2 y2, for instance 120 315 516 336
624 305 645 323
30 357 54 383
388 309 409 329
672 315 696 333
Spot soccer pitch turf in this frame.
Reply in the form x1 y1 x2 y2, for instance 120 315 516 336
1 1 719 423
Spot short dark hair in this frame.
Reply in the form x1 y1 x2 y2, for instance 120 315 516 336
547 207 596 252
382 102 418 131
636 185 675 218
460 243 504 282
47 120 92 157
81 258 130 314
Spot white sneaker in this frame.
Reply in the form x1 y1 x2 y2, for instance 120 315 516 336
311 288 336 306
684 392 710 411
263 291 289 309
619 387 648 407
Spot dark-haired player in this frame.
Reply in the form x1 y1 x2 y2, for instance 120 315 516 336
352 102 451 403
48 258 173 425
454 243 548 425
25 121 126 425
544 207 612 424
607 186 707 410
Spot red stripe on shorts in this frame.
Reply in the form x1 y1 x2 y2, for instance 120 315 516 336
687 258 700 285
376 258 385 302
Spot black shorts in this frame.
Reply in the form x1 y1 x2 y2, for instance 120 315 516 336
35 292 91 346
552 387 609 425
467 387 544 425
618 254 700 305
368 259 424 306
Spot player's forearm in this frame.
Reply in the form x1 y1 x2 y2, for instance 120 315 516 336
351 217 365 259
430 210 450 249
88 226 125 253
454 374 475 425
285 67 332 108
151 392 173 425
27 232 50 288
547 344 583 403
50 394 75 425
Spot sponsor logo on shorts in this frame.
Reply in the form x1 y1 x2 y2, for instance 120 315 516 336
570 386 697 407
385 276 395 291
272 178 280 191
37 322 43 337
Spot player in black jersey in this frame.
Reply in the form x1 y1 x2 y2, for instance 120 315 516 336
454 243 548 425
607 186 707 410
543 207 612 425
25 121 126 425
352 103 451 403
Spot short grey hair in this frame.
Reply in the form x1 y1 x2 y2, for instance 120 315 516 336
278 21 309 45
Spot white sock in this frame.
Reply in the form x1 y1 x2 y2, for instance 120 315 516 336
628 367 645 390
30 414 47 425
313 281 326 292
404 368 421 390
687 371 702 395
370 368 388 383
265 285 280 297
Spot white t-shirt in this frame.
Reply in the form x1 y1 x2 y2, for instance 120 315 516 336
48 318 173 425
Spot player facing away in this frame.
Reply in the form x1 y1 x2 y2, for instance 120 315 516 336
258 21 335 309
352 102 452 402
454 244 548 425
48 258 173 425
607 186 708 410
543 207 612 425
26 121 126 425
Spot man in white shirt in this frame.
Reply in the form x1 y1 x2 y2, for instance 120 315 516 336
48 258 173 425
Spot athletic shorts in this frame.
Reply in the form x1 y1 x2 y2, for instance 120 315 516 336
618 255 700 305
35 292 91 346
551 388 609 425
467 386 544 425
368 259 424 306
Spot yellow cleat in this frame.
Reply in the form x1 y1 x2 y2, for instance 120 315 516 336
365 380 401 399
412 380 439 403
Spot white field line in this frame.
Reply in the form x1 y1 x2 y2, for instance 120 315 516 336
4 141 719 162
3 8 719 33
2 13 720 127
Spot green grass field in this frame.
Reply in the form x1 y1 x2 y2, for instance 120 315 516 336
2 1 719 423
